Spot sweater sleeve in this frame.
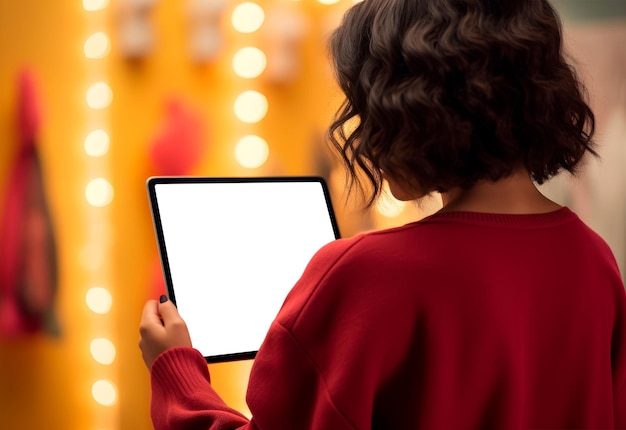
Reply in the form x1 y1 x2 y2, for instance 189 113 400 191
148 328 357 430
150 347 252 430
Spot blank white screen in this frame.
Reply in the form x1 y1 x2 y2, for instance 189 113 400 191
154 180 337 359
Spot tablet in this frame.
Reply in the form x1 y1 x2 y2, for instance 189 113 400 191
147 176 340 363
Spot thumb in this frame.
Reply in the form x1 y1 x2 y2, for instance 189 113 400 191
157 295 182 323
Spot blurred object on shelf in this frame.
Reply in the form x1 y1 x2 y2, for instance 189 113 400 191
116 0 159 59
186 0 227 63
262 2 309 84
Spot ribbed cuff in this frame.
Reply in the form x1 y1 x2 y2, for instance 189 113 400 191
151 347 213 397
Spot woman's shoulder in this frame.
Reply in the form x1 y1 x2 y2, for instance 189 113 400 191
301 228 430 300
276 223 436 321
313 222 432 264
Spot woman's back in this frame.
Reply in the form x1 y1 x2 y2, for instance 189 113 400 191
251 207 626 429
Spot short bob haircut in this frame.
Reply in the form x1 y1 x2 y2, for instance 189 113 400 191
328 0 596 205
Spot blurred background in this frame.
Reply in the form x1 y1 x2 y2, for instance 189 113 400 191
0 0 624 429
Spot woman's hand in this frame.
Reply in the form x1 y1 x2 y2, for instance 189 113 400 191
139 296 192 369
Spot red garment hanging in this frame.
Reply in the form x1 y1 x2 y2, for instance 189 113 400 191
0 70 60 337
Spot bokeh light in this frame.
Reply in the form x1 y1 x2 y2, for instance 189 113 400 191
84 129 110 157
235 135 269 168
232 2 265 33
86 287 113 314
233 47 267 79
90 338 116 365
92 380 117 406
234 90 268 123
86 82 113 109
84 32 110 59
83 0 109 11
85 177 114 207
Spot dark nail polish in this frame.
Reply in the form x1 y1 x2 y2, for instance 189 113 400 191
159 295 168 303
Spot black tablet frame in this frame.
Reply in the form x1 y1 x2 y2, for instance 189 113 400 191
147 176 340 363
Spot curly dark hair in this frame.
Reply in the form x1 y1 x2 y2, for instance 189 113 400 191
328 0 596 205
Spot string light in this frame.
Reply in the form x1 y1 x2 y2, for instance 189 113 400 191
235 135 269 168
85 177 114 207
86 82 113 109
83 0 109 11
83 1 118 428
90 338 116 365
92 380 117 406
233 90 268 123
232 47 267 79
232 2 265 33
86 287 113 314
84 32 111 59
84 129 110 157
231 4 270 170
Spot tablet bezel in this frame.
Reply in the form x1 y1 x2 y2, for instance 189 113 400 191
147 176 340 363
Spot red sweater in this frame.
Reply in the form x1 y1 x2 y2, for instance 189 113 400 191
150 208 626 429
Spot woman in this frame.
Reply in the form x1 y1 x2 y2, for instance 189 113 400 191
139 0 626 428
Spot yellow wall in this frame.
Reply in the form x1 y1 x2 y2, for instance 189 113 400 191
0 1 380 429
0 0 95 428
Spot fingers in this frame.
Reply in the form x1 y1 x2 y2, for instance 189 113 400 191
142 299 158 317
157 296 182 324
140 299 163 328
158 298 193 348
139 300 167 370
138 298 193 370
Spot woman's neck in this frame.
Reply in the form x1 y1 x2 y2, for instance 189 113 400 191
440 169 562 215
